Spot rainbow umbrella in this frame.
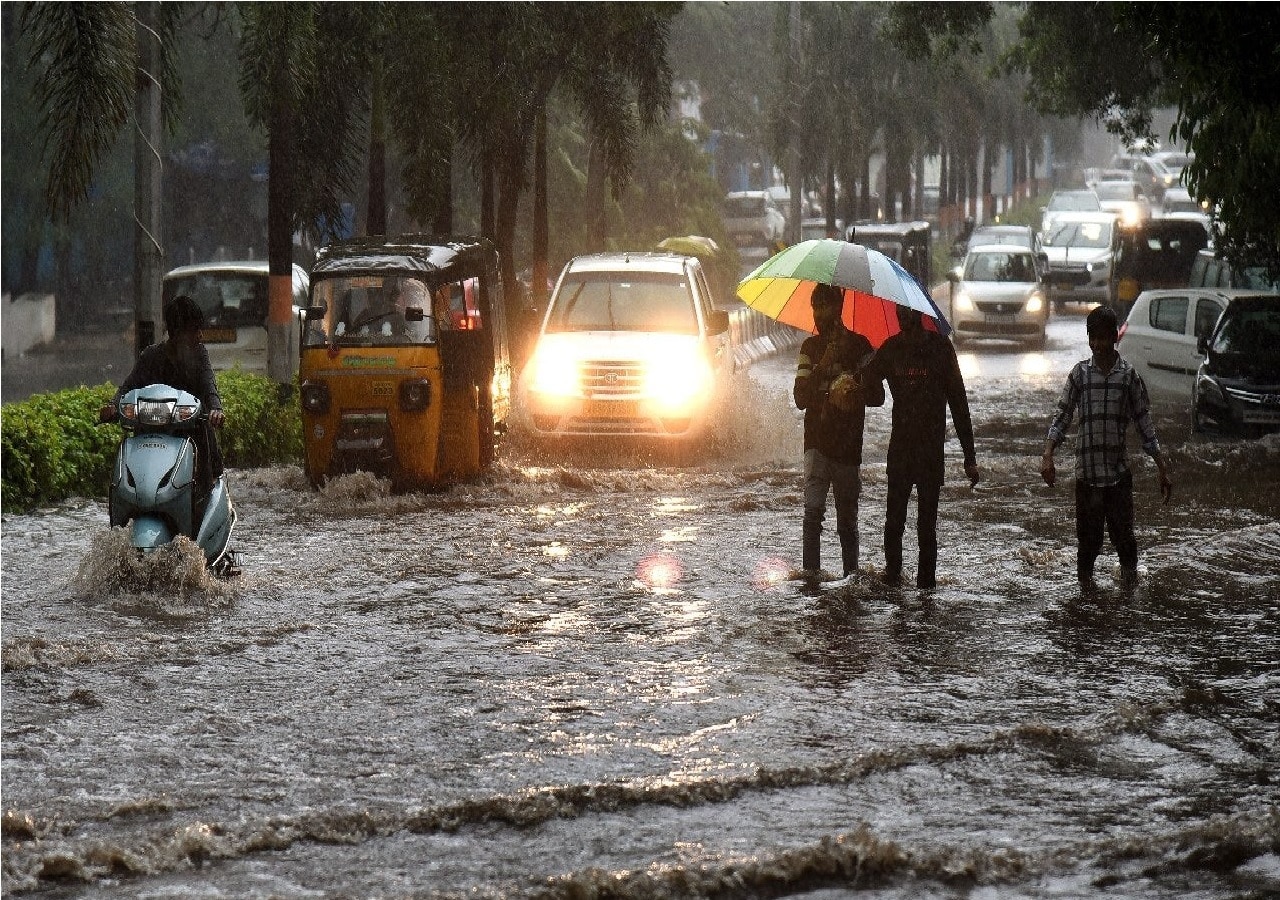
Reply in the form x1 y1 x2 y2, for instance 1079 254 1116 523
735 238 950 347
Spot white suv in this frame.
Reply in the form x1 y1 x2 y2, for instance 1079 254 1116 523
722 190 786 251
517 252 733 444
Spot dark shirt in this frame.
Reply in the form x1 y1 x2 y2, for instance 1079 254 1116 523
117 341 222 411
117 340 224 481
862 330 975 485
793 327 885 464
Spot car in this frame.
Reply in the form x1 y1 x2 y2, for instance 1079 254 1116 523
964 224 1042 254
1131 157 1180 201
1039 189 1103 239
801 217 843 242
1188 249 1280 292
1192 293 1280 435
947 244 1049 348
1117 288 1226 403
1040 211 1118 309
517 251 733 445
722 190 786 251
161 259 308 378
1093 180 1152 226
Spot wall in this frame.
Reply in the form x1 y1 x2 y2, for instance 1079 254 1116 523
2 293 56 359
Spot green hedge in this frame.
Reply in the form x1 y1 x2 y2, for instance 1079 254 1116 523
1 371 302 513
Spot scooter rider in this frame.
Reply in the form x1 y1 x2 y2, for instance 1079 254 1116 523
100 295 226 494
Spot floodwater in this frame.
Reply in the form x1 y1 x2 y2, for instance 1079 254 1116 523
3 309 1279 898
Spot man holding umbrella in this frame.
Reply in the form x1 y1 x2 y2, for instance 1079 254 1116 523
862 304 980 590
793 282 885 579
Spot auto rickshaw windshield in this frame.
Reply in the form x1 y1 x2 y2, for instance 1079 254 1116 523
306 275 437 347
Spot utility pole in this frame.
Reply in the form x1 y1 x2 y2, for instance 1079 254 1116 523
133 2 164 357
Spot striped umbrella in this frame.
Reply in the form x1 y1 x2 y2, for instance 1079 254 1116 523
735 238 950 347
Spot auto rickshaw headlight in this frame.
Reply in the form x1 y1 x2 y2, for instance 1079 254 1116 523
300 380 331 415
399 378 432 412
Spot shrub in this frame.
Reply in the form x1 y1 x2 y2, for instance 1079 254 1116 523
1 372 302 513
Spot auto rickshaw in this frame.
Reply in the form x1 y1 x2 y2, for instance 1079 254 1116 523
298 235 511 489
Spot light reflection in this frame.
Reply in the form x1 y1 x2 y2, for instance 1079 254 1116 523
752 556 792 589
543 542 569 559
658 526 699 544
654 497 698 515
1019 353 1051 376
636 553 683 590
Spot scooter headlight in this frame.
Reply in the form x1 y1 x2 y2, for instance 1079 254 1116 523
137 399 175 425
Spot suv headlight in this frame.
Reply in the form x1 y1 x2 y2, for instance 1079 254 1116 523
1025 292 1044 313
645 352 713 411
954 291 974 312
528 346 581 397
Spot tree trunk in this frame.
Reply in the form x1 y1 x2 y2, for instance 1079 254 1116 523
431 143 452 235
366 57 387 236
584 128 607 252
981 140 994 223
480 144 495 242
532 105 549 312
266 40 295 386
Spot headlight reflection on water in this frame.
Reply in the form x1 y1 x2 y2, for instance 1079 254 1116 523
635 553 683 590
751 556 792 589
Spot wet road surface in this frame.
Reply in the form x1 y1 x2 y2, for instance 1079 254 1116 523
3 307 1279 898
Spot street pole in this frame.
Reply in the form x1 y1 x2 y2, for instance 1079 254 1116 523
133 2 164 357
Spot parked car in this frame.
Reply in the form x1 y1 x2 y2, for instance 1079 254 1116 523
722 191 786 251
1117 288 1226 403
947 244 1048 348
1040 211 1118 310
161 260 308 379
1094 180 1152 226
517 251 733 446
1188 249 1280 292
1110 218 1210 317
1040 189 1103 239
1192 293 1280 435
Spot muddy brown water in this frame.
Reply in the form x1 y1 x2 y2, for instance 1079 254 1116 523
3 312 1278 898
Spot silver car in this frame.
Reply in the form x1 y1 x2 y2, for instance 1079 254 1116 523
948 244 1049 348
1041 211 1118 310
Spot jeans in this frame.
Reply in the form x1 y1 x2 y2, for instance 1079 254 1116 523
803 449 862 575
884 475 942 588
1075 473 1137 580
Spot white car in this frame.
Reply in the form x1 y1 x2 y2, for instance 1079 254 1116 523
162 260 308 378
1117 288 1226 404
722 190 786 251
1040 211 1118 309
1093 180 1152 226
1039 189 1102 239
948 244 1049 348
517 252 733 445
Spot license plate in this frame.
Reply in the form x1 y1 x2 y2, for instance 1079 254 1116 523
582 399 639 418
984 312 1014 322
370 381 394 398
201 327 237 344
1242 409 1280 424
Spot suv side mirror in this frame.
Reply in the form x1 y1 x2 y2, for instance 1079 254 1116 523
708 309 730 335
1197 335 1209 355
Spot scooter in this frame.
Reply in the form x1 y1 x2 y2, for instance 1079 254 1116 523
103 383 240 576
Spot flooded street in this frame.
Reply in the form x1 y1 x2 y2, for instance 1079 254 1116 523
3 307 1279 898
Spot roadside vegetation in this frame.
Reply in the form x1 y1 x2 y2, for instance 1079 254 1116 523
0 372 300 514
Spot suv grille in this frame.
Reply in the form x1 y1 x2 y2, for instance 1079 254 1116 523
581 360 645 396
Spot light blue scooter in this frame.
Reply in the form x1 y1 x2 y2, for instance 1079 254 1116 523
105 383 240 576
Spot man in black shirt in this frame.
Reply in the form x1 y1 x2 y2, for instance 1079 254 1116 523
100 295 226 493
793 283 885 578
862 305 979 590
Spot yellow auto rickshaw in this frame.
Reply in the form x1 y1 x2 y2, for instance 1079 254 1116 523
299 235 511 489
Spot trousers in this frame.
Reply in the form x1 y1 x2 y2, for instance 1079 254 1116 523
884 475 942 588
1075 472 1137 579
802 449 862 575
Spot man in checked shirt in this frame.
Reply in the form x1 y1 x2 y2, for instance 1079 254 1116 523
1041 305 1173 588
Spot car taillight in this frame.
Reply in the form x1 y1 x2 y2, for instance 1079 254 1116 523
300 380 330 415
399 378 431 412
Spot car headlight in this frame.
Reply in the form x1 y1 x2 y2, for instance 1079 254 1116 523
528 346 582 397
1025 293 1044 313
300 380 331 415
1120 206 1142 226
645 352 713 411
1196 371 1226 405
954 291 974 312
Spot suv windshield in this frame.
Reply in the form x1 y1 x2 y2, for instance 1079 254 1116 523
1044 221 1112 249
1050 192 1101 211
546 272 697 334
307 274 443 347
723 196 765 218
1211 300 1280 354
164 272 267 329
